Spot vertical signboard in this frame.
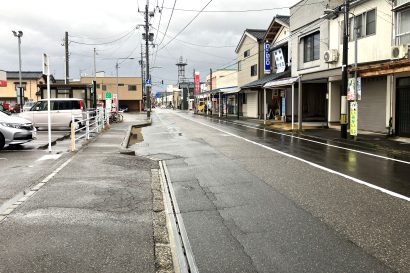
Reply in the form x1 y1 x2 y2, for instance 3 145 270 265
350 101 358 136
264 43 271 74
0 70 7 87
273 48 286 73
194 72 200 94
356 77 362 101
347 78 355 101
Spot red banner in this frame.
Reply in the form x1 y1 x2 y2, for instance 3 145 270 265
0 80 7 87
194 72 200 95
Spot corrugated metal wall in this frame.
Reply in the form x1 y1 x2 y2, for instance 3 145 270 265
358 77 387 133
244 92 258 118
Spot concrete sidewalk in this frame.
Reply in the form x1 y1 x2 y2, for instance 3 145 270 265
0 113 174 273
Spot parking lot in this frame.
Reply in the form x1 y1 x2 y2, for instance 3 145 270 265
0 129 73 210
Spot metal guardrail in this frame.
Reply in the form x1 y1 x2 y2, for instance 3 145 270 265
70 108 110 152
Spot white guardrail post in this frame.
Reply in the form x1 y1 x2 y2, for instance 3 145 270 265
70 115 76 152
96 109 100 133
86 111 90 140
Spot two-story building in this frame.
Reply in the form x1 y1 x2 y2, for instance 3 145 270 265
80 75 143 111
236 29 267 118
0 71 52 105
324 0 410 135
290 0 344 126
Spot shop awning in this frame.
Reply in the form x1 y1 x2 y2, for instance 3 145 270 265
263 77 299 88
221 87 241 94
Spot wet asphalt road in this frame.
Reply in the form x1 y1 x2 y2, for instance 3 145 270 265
135 109 410 273
191 114 410 198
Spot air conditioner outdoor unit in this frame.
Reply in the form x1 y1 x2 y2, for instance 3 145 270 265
391 45 409 59
324 49 339 63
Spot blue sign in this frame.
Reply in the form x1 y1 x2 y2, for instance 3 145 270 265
282 97 286 116
264 43 271 74
146 79 151 85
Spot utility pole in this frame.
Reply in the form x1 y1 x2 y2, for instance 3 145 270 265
140 46 145 110
341 0 350 139
145 0 151 118
12 31 23 107
65 31 69 84
93 48 97 80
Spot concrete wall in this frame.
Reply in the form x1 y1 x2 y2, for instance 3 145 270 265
328 0 393 69
237 35 260 87
217 71 238 88
290 0 344 77
206 70 237 89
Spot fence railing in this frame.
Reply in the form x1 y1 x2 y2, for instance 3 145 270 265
70 108 110 151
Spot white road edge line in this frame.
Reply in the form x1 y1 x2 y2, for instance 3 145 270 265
175 112 410 202
204 115 410 165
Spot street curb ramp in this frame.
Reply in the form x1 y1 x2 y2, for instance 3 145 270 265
119 118 152 155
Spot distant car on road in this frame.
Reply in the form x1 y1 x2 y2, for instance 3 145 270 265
23 101 36 112
119 105 128 112
0 111 36 149
9 103 21 113
19 98 85 129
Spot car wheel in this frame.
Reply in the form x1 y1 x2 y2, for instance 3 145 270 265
69 121 80 130
0 133 5 150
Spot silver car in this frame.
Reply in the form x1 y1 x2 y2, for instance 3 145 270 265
0 111 36 149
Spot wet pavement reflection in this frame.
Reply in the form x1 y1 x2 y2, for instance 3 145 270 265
191 114 410 198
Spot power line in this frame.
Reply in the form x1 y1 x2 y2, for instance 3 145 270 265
161 1 324 13
69 27 137 46
158 0 214 51
156 0 177 47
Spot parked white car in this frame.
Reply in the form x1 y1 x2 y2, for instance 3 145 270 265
0 111 36 149
19 98 85 129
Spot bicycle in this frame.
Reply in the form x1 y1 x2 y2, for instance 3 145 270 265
109 112 124 123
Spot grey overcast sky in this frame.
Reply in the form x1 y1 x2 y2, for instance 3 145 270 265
0 0 302 92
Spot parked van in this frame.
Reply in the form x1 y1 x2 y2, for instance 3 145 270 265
19 98 85 129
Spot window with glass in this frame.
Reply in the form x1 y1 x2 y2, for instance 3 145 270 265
128 85 137 91
102 85 107 91
348 9 376 41
303 31 320 63
244 49 251 58
251 64 257 77
397 8 410 44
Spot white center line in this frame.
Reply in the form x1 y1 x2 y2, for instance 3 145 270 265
174 112 410 202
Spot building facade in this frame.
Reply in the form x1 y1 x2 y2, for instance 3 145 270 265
0 71 51 104
80 76 143 112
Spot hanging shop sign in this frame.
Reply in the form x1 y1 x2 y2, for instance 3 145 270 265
264 43 271 74
273 48 286 73
194 72 200 95
350 101 358 136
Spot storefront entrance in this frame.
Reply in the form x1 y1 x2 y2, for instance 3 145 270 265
396 77 410 137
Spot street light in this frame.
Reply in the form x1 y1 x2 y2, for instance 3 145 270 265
115 57 134 112
12 30 23 107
